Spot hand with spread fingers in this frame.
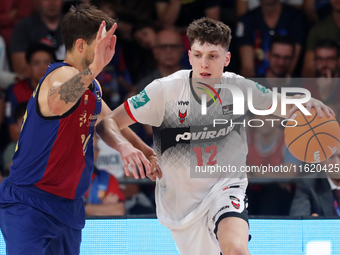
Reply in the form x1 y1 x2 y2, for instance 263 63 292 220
119 142 153 180
288 96 335 119
92 21 118 73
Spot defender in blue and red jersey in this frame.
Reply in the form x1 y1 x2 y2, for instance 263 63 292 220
0 4 157 255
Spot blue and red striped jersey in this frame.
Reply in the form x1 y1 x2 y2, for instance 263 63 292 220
8 62 102 199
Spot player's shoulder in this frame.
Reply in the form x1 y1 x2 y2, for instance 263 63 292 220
222 71 244 79
222 71 260 90
48 65 79 83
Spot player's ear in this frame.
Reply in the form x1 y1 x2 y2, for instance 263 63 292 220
224 51 231 67
75 38 86 54
188 50 192 65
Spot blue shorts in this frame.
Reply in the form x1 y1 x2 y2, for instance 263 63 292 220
0 179 84 255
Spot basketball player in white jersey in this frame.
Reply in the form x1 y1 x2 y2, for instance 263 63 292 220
97 18 333 255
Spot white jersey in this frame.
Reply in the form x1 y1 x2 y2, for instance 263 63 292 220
125 70 273 229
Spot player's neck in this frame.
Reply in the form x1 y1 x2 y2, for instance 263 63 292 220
64 54 86 72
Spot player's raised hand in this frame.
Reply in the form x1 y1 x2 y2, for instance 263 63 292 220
119 142 153 179
91 21 117 73
147 155 162 181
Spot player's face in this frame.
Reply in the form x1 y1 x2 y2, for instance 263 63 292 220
268 43 293 77
314 48 339 77
29 51 52 84
189 41 230 79
325 144 340 179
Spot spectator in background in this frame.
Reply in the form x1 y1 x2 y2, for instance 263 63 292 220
236 0 306 78
236 0 302 18
136 28 184 93
129 22 159 84
256 35 297 93
302 0 340 77
303 40 340 115
0 0 34 48
246 114 301 215
10 0 64 78
2 103 26 178
155 0 220 33
84 136 125 216
5 44 54 142
94 0 134 109
134 28 184 148
290 143 340 216
265 36 295 79
303 0 332 24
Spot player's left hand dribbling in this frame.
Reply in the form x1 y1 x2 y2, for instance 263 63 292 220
288 97 335 118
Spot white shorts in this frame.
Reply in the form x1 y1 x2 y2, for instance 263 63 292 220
170 187 248 255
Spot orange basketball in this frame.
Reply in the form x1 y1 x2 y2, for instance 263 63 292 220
284 108 340 163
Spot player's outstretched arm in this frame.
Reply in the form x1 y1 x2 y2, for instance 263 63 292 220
44 21 117 116
97 104 161 180
272 93 335 119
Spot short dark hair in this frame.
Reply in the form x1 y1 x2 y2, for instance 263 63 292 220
315 39 340 57
25 44 55 63
61 4 116 52
270 35 295 52
186 17 232 51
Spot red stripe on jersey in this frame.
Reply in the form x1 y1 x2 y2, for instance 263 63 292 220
35 89 97 199
124 101 137 122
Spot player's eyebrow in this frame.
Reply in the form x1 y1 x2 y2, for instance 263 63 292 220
192 49 220 53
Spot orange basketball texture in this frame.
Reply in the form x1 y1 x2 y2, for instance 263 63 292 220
284 108 340 163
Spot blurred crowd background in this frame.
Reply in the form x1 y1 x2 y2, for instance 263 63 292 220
0 0 339 217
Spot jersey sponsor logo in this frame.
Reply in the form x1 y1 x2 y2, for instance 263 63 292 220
255 82 269 94
158 116 244 154
85 94 89 105
80 110 99 127
80 111 87 127
130 89 150 109
230 195 240 202
222 104 233 115
231 201 240 210
96 91 101 102
178 110 187 123
175 125 235 142
178 101 189 105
